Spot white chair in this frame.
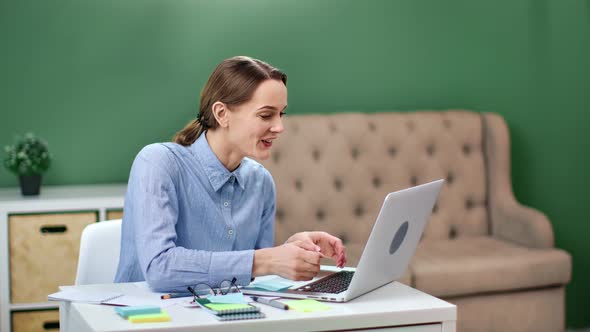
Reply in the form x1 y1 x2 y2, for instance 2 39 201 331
75 219 122 285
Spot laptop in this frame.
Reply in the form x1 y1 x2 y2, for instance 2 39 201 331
243 179 444 302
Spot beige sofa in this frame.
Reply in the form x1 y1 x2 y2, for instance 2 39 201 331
261 110 571 332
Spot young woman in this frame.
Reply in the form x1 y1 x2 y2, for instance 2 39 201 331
114 56 347 292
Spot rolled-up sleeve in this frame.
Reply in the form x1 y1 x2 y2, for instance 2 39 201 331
127 145 254 292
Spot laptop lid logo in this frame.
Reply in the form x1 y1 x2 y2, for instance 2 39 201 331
389 221 409 255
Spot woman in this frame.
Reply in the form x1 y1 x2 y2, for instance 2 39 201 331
114 56 347 292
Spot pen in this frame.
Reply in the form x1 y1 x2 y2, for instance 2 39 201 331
160 292 192 300
251 296 289 310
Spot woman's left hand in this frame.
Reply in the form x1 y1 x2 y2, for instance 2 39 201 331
286 231 347 268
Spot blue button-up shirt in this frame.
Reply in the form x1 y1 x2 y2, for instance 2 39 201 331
114 133 276 292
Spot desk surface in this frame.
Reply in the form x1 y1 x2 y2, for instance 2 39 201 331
59 281 456 332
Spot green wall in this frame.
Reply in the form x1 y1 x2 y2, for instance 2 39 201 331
1 0 589 327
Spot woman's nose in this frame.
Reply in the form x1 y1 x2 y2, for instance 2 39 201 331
271 117 285 133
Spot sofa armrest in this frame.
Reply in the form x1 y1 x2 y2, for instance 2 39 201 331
482 113 554 249
492 199 554 248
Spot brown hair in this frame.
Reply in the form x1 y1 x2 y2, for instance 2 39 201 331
173 56 287 146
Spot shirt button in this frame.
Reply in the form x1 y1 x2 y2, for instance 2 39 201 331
229 176 235 184
223 201 229 207
228 229 234 235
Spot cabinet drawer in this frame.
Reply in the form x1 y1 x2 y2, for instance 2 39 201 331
106 209 123 220
12 310 59 332
9 212 97 303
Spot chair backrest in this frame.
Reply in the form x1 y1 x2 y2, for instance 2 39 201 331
75 219 122 285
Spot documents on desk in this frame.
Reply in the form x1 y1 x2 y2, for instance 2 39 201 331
51 284 193 310
48 289 167 306
48 289 124 304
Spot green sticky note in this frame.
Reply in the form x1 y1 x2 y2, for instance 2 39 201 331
283 299 331 312
205 303 253 311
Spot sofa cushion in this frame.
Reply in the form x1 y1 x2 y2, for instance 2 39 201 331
410 236 571 297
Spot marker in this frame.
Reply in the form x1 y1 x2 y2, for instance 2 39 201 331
251 296 289 310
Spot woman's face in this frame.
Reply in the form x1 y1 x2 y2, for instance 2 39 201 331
226 79 287 161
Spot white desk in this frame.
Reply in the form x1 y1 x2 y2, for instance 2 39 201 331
59 281 456 332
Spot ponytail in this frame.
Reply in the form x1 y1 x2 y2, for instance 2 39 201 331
173 119 205 146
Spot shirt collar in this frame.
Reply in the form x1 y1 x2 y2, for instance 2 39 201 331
190 132 245 191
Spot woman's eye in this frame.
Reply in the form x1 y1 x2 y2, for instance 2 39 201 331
259 111 286 119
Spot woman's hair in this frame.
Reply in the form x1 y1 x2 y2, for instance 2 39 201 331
173 56 287 146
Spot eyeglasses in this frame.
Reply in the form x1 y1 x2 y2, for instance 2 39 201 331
187 277 240 301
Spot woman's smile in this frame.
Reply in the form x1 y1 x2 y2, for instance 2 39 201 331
260 137 276 148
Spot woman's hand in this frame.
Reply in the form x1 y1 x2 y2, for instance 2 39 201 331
285 231 347 268
253 241 322 281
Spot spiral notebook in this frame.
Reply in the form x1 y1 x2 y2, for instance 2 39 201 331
194 298 260 315
213 312 266 321
194 298 265 321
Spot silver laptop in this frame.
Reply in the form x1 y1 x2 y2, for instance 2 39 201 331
243 179 444 302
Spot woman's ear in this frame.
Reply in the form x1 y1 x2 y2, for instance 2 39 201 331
211 101 229 128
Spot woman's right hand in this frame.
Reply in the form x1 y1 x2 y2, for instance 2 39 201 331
253 241 322 281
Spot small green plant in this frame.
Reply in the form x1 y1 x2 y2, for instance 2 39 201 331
4 133 52 176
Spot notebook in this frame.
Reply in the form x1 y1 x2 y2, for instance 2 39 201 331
194 298 260 315
213 312 266 321
193 298 265 321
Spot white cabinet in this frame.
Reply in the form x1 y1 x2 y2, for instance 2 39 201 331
0 184 126 332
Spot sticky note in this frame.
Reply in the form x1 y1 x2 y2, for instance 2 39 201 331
284 299 331 312
128 311 170 323
248 278 293 291
115 305 161 318
208 292 247 304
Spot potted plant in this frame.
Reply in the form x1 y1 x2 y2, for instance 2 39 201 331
3 133 52 196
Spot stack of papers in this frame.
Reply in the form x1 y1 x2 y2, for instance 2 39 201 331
48 289 123 304
48 289 165 307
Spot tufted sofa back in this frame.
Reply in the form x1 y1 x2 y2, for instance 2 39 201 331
260 111 490 266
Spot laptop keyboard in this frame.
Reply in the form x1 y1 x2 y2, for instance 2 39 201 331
295 271 355 294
